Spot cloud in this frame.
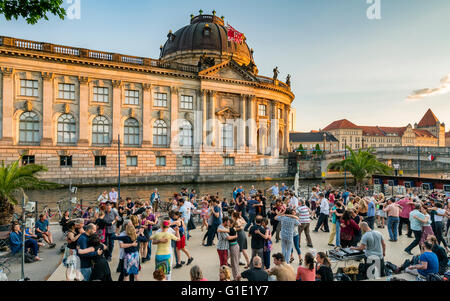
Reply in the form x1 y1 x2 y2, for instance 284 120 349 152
406 74 450 101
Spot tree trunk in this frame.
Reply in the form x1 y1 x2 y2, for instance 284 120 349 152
0 198 15 226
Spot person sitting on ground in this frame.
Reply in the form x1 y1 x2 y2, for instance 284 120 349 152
219 265 231 281
35 214 56 248
426 235 448 275
190 265 208 281
153 267 166 281
316 252 334 281
268 253 296 281
238 255 269 281
406 241 439 277
9 222 42 261
296 252 316 281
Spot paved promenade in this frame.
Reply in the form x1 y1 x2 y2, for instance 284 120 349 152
47 221 420 281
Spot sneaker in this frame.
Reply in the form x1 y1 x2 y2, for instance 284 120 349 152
174 264 183 269
239 262 246 266
187 257 194 265
49 243 56 248
307 244 314 248
404 249 413 255
328 243 335 247
181 261 186 265
312 230 318 233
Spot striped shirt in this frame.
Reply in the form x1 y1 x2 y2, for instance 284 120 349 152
296 206 311 224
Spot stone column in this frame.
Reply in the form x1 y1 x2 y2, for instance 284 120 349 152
284 105 290 154
209 90 217 148
41 72 54 146
247 96 257 154
201 89 208 151
193 89 203 154
0 68 14 144
237 94 247 153
78 76 89 146
270 102 279 158
169 86 179 149
142 83 152 146
112 80 122 144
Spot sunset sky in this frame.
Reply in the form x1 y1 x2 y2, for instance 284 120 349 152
1 0 449 131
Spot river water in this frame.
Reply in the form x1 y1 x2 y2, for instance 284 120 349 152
24 179 340 210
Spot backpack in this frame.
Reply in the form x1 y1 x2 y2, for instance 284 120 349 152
24 252 35 263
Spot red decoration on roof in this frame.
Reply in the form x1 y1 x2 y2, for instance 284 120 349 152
226 24 244 44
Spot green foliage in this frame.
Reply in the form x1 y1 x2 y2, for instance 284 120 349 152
0 0 66 25
327 147 392 186
0 158 59 224
314 144 322 155
297 144 306 156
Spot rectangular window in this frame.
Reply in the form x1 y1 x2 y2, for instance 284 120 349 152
125 89 139 105
182 156 192 167
154 92 167 107
224 157 235 166
60 156 72 167
222 123 234 148
22 155 35 166
278 108 282 119
95 156 107 167
58 83 75 100
126 156 137 167
156 156 166 167
20 79 39 97
93 86 109 103
180 95 193 110
258 104 266 116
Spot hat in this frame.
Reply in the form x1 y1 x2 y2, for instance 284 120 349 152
163 220 170 227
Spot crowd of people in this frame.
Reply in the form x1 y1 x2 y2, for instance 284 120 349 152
8 182 449 281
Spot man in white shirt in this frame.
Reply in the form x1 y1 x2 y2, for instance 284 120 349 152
288 192 299 210
313 193 330 232
109 188 118 204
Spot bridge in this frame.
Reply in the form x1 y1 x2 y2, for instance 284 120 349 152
292 147 450 180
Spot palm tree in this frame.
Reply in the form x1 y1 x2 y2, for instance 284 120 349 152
0 158 58 225
327 147 392 191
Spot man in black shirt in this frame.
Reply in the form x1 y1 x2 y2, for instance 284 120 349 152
248 215 266 268
238 256 268 281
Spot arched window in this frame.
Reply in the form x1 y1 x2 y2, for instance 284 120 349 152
57 114 76 144
179 120 193 147
19 112 40 143
124 118 140 146
153 120 168 147
92 116 110 145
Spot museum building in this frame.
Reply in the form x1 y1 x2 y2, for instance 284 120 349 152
0 13 295 185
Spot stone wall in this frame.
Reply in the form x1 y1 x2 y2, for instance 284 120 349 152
0 147 290 186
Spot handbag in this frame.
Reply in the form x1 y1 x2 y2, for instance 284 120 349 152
187 216 196 231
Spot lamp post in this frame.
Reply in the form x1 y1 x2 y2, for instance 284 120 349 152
20 193 25 280
344 138 347 190
118 134 121 201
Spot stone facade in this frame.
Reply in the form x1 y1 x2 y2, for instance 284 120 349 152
0 18 295 186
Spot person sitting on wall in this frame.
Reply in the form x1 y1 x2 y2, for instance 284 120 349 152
35 214 56 248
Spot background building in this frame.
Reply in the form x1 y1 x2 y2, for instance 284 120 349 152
321 109 445 150
0 13 295 185
289 132 338 153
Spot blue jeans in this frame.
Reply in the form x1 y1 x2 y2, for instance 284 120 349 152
387 216 399 241
335 221 341 247
80 268 92 281
244 213 256 231
292 234 301 255
281 237 293 263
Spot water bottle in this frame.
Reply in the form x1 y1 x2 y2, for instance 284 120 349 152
0 269 8 281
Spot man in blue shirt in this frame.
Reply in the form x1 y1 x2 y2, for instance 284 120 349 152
342 189 350 205
406 241 439 277
35 214 56 248
150 188 160 208
405 204 425 255
244 197 262 232
365 198 376 230
279 183 288 194
77 223 102 281
205 198 222 247
267 183 279 197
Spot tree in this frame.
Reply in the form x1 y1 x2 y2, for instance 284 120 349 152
297 144 306 156
0 158 58 225
314 144 323 155
327 147 392 191
0 0 66 25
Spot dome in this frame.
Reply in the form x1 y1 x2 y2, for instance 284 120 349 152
160 14 253 66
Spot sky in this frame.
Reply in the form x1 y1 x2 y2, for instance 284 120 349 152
1 0 450 132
